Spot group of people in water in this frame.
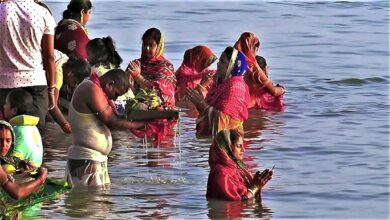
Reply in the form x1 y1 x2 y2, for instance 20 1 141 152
0 0 285 203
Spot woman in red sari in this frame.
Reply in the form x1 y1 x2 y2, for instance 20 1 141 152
234 32 286 111
175 45 217 102
127 27 176 109
206 129 273 201
127 28 176 144
187 46 251 137
55 0 92 60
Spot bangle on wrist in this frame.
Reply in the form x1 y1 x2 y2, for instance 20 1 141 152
248 186 259 197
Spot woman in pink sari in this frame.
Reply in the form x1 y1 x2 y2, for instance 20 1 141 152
55 0 92 60
127 28 176 144
234 32 286 111
187 47 251 137
206 129 273 201
175 45 217 102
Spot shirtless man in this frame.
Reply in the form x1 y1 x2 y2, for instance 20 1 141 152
66 69 145 188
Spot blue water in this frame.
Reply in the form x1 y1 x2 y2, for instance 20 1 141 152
34 0 390 219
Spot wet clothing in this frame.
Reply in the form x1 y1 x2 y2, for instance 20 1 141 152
66 80 112 187
66 159 110 188
206 130 253 201
130 30 176 144
234 32 285 111
196 50 250 137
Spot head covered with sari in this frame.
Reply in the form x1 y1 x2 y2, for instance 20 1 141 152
219 47 248 83
210 129 247 171
141 27 166 61
233 32 259 64
205 47 251 121
175 45 217 101
137 27 176 108
207 129 253 200
182 45 217 72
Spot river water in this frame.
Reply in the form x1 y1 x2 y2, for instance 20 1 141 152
30 0 390 219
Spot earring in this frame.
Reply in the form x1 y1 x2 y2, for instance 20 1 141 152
80 14 84 25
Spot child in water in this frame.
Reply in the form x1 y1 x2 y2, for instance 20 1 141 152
2 89 44 169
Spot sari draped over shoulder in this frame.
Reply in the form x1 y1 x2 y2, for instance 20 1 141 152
137 57 176 108
196 50 250 137
131 31 176 145
206 130 253 201
55 19 89 60
234 32 285 111
175 45 217 101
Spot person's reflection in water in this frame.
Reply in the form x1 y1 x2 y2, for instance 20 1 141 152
64 189 111 218
207 199 273 219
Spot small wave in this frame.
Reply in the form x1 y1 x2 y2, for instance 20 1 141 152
119 176 188 185
328 77 388 85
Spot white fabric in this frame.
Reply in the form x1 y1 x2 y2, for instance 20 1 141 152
0 0 56 88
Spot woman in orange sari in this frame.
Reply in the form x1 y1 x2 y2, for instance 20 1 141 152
55 0 92 60
187 46 250 137
206 129 273 201
175 45 217 102
234 32 286 111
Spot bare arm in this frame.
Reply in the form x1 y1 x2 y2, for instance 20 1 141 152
86 83 145 130
42 34 56 110
1 167 48 200
253 65 285 97
49 89 71 133
126 60 152 89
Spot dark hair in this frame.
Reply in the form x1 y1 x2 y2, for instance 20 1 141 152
255 55 267 72
86 36 123 68
62 0 92 22
229 129 242 147
142 27 161 44
62 57 91 82
6 89 34 116
223 46 234 60
100 69 130 90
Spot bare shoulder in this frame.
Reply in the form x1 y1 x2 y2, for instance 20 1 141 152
72 80 106 113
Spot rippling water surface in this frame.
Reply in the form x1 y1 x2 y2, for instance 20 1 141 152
31 0 390 219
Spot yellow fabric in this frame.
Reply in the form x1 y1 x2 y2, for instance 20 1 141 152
9 115 39 126
2 164 16 174
54 50 69 90
217 111 244 134
156 32 165 58
93 63 115 77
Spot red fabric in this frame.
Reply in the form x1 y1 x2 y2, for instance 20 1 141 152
55 19 89 60
131 119 176 146
89 73 116 111
137 57 176 108
206 141 251 201
233 32 259 64
175 46 216 101
234 33 285 111
205 76 250 121
131 56 176 144
175 65 216 101
252 87 285 111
